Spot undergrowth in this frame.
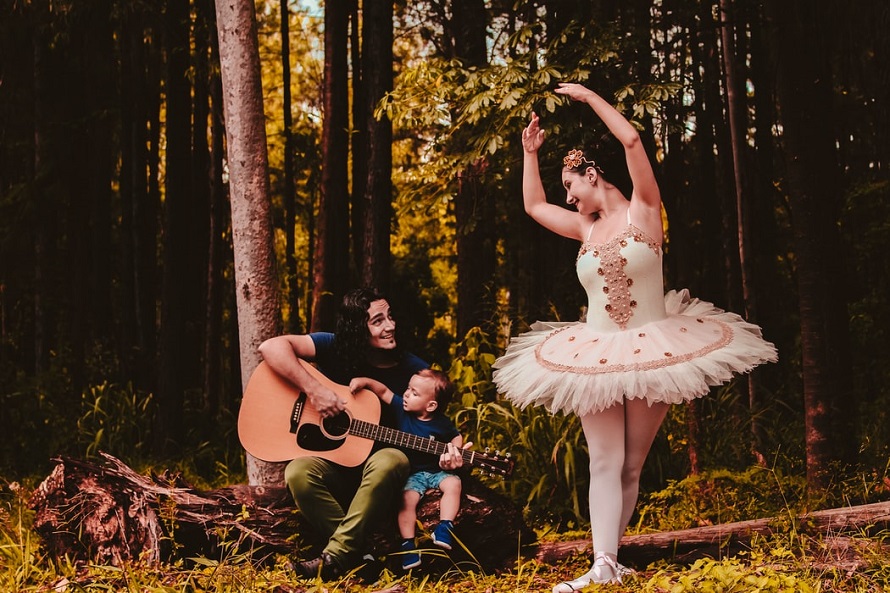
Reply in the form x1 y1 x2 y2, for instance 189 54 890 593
4 469 890 592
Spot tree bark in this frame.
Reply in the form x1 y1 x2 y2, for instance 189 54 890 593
156 0 193 454
451 0 495 337
310 2 350 331
766 0 853 491
536 499 890 568
280 0 301 333
29 453 533 573
214 0 284 486
358 0 394 292
718 0 765 462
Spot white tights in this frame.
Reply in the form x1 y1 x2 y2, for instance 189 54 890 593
579 398 669 555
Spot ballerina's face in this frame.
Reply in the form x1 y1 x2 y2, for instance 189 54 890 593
562 169 597 215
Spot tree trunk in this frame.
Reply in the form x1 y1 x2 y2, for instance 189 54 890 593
194 0 214 422
310 2 350 331
156 0 193 454
280 0 301 333
452 0 495 337
350 0 365 287
718 0 765 462
358 0 394 292
215 0 284 486
117 0 144 386
537 499 890 568
767 0 853 491
32 0 51 376
140 6 163 396
205 0 227 418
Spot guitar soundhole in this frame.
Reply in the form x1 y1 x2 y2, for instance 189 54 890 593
320 411 351 440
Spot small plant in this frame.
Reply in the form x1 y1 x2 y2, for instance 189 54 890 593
76 381 155 460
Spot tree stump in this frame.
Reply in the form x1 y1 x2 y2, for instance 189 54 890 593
28 453 534 572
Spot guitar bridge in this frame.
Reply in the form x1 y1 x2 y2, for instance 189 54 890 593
290 393 305 434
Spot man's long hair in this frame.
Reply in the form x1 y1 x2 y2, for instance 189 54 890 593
334 287 399 375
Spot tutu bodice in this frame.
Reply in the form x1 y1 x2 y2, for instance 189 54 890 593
493 210 777 416
576 223 665 332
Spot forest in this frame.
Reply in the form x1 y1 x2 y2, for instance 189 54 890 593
1 0 890 591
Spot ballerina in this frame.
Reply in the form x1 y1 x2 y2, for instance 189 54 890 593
492 83 778 590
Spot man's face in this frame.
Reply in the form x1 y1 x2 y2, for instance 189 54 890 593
366 299 396 350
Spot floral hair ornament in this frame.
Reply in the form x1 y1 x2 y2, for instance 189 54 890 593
563 149 602 174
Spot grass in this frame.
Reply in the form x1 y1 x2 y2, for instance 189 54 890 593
4 475 890 593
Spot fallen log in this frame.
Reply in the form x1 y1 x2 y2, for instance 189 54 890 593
536 500 890 567
28 452 534 572
32 453 889 573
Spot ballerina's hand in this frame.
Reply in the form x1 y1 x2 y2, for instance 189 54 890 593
555 82 595 103
522 113 546 153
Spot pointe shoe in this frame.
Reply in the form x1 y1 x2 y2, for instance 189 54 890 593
551 552 621 592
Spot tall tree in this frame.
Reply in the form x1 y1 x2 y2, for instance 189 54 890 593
310 1 350 331
719 0 766 460
357 0 394 291
215 0 283 486
451 0 494 337
156 0 193 453
280 0 300 332
767 0 854 491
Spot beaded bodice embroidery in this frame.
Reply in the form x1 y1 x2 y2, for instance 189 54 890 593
576 224 661 330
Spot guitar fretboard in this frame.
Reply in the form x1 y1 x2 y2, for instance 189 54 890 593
349 419 477 466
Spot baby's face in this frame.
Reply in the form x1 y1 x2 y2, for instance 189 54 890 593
401 374 438 416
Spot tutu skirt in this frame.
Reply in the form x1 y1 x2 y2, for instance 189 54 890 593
492 289 778 416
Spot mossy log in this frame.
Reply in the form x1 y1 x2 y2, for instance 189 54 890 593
28 452 534 572
536 500 890 568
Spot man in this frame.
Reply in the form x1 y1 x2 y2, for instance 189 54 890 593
259 287 460 579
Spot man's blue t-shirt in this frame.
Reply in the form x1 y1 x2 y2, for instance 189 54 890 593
309 332 428 428
389 395 460 473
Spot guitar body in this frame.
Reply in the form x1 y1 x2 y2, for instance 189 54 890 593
239 360 515 477
238 360 382 466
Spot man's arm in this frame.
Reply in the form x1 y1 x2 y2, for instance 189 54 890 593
257 335 346 418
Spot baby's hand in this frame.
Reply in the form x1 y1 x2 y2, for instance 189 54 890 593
348 377 368 393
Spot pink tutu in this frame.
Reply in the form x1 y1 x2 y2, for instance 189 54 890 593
492 289 778 416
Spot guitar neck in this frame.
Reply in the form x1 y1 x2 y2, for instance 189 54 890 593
349 419 476 466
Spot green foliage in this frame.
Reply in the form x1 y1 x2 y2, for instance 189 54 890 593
635 467 808 534
76 382 154 459
448 327 589 527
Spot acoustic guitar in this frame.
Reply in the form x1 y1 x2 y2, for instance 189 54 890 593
238 360 514 477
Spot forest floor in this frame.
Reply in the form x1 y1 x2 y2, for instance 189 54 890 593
4 523 890 592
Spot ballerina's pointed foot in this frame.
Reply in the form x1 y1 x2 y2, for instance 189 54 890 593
551 552 622 592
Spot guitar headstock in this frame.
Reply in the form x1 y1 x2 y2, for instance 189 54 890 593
474 448 514 478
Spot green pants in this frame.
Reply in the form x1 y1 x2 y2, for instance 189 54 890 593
285 448 410 565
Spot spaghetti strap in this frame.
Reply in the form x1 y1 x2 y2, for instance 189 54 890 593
626 207 632 226
585 221 596 243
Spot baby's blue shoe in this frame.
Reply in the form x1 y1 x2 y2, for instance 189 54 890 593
400 538 421 570
431 520 454 550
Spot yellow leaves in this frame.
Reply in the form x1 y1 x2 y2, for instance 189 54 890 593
642 557 818 593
